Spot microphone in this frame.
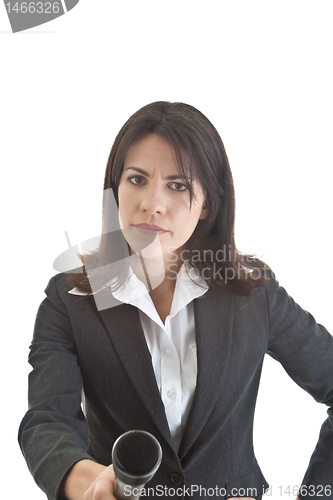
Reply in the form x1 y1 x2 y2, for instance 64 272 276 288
112 430 162 500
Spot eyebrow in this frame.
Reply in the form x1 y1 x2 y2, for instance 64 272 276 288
124 166 188 181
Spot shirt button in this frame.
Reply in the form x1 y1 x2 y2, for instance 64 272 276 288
167 390 175 398
170 473 183 485
165 348 172 356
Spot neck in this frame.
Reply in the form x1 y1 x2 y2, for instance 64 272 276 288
130 253 182 294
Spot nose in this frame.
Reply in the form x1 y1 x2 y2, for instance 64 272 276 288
139 184 166 215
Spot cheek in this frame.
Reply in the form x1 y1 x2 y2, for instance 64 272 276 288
118 187 133 220
119 184 140 208
117 200 129 230
173 199 191 216
177 203 202 224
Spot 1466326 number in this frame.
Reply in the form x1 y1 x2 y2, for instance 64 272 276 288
5 2 60 14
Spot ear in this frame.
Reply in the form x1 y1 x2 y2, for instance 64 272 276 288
199 202 209 220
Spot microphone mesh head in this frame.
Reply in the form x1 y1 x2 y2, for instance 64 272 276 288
116 431 160 475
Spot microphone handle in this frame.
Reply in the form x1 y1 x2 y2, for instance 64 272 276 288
114 478 145 500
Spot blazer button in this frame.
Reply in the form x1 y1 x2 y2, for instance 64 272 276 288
170 473 183 485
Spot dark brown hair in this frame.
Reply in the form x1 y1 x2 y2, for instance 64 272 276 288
67 101 270 296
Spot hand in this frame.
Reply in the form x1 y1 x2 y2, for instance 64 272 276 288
84 464 117 500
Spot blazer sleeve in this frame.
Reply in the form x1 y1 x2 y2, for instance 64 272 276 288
266 277 333 499
18 274 96 500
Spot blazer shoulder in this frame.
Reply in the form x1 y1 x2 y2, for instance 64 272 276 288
44 267 86 301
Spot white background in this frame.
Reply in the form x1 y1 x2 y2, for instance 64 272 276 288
1 1 332 499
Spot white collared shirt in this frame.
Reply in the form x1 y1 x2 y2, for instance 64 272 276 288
69 264 208 450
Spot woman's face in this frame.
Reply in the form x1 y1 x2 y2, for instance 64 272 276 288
118 134 208 269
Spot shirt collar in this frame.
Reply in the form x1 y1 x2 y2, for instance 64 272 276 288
68 263 208 326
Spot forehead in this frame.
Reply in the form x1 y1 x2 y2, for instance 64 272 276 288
124 134 177 171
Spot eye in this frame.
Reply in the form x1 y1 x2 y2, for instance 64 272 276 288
169 182 187 192
128 175 147 186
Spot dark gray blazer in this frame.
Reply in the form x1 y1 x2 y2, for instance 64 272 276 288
18 272 333 500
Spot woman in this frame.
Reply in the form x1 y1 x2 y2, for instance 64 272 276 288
18 102 333 500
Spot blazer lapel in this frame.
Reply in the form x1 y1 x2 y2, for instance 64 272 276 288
178 287 234 460
98 300 175 450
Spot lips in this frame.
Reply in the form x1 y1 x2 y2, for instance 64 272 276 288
134 224 168 236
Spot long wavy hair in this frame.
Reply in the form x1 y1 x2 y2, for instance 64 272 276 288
66 101 270 296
